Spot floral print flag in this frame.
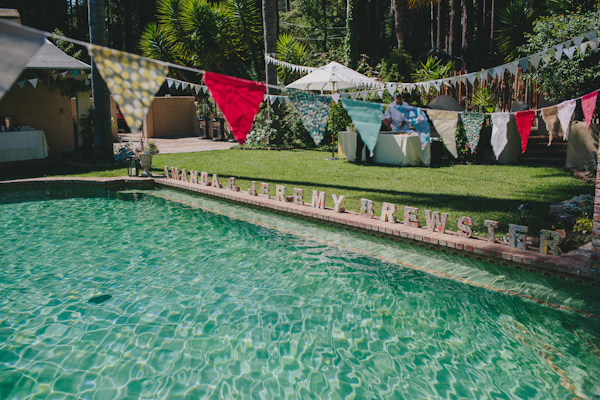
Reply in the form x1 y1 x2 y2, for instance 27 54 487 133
462 112 485 153
397 105 431 150
289 91 332 145
88 44 168 132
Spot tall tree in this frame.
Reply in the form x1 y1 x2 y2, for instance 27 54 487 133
391 0 438 49
262 0 279 93
461 0 473 70
436 0 445 49
449 0 460 56
88 0 113 160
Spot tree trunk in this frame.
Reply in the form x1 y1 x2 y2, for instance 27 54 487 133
449 0 459 56
262 0 278 94
322 0 327 52
430 2 435 49
490 0 495 57
391 0 407 49
88 0 113 160
461 0 473 71
345 0 360 67
436 0 445 49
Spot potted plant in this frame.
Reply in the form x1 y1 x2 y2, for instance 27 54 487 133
135 139 159 177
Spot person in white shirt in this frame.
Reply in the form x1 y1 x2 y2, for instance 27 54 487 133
382 93 410 132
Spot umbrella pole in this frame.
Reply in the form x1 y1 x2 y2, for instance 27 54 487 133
327 84 338 160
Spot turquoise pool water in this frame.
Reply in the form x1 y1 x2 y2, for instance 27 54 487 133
1 187 600 399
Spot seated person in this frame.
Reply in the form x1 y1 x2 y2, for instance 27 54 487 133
382 93 410 132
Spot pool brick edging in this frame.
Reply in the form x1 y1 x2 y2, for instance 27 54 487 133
1 176 597 286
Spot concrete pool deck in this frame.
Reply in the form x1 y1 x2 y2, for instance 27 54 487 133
2 175 598 287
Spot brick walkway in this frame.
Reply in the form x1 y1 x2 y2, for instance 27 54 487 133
2 175 597 286
114 133 237 154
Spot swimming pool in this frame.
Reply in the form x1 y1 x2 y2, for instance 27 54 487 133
1 187 599 399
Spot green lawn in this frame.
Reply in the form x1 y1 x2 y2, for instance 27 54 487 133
0 149 593 236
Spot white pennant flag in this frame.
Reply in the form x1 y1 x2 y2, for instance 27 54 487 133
268 95 276 105
555 44 564 60
529 55 542 69
167 78 174 88
580 41 589 55
433 81 442 91
201 85 207 93
331 94 341 104
182 82 189 90
277 96 286 104
350 92 358 100
505 62 518 75
584 31 597 41
542 53 553 65
589 37 600 51
60 71 68 78
263 94 269 101
465 74 475 85
85 77 90 85
563 46 577 60
386 84 395 96
493 66 504 78
195 85 201 94
341 93 349 99
377 89 385 98
28 78 37 88
174 80 182 89
422 82 431 92
573 35 584 48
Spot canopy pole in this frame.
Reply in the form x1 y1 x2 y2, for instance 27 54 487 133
327 82 339 160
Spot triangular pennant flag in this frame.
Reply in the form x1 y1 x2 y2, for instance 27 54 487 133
289 90 331 146
60 71 69 78
584 31 597 41
52 73 58 81
573 36 584 48
462 112 485 153
377 89 385 98
277 95 286 104
204 71 266 144
28 78 37 88
71 70 79 78
518 58 529 72
505 62 518 75
181 82 189 90
350 92 358 100
493 66 504 78
195 85 201 94
427 109 459 158
514 110 536 153
174 80 182 89
340 93 349 99
341 99 384 156
557 99 577 139
491 112 510 159
563 46 576 60
582 91 598 131
386 84 395 96
85 77 90 86
398 105 431 149
466 74 475 85
443 79 452 87
588 38 599 52
88 44 168 132
529 55 542 69
433 81 442 91
580 41 589 55
542 53 553 65
555 43 564 60
167 78 174 88
331 94 341 104
541 106 561 144
17 81 25 89
0 19 45 101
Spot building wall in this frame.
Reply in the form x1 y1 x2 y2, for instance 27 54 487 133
0 82 75 156
143 97 197 138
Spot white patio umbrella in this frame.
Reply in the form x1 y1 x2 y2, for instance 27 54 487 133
286 61 383 159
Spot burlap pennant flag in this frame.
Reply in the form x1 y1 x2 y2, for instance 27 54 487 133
341 99 384 156
427 109 458 158
289 91 332 146
88 44 168 132
203 72 266 144
462 112 485 153
582 91 598 131
515 110 536 153
558 99 576 139
491 112 510 159
541 106 561 145
0 19 45 101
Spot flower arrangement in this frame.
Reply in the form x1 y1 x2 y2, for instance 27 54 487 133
134 138 159 155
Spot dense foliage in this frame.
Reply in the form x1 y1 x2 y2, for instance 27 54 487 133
519 10 600 100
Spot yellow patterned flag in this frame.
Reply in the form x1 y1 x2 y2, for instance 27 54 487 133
88 45 168 132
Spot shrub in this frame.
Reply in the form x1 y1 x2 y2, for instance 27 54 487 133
563 194 595 217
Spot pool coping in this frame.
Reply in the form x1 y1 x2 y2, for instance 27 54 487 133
2 176 598 287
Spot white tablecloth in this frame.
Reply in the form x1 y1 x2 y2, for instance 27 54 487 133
338 131 430 166
0 130 49 162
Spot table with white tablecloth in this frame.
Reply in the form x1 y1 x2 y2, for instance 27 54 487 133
338 131 430 166
0 130 49 162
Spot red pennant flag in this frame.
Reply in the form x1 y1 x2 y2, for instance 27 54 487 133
515 110 536 153
204 72 267 144
582 90 598 131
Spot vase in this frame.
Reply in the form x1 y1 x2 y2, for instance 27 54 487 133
138 153 154 177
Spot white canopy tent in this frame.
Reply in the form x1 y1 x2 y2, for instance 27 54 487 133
286 61 383 158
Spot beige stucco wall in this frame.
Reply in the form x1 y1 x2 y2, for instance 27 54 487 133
0 82 76 156
143 96 197 138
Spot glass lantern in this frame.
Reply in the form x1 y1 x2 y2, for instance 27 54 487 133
127 159 139 177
